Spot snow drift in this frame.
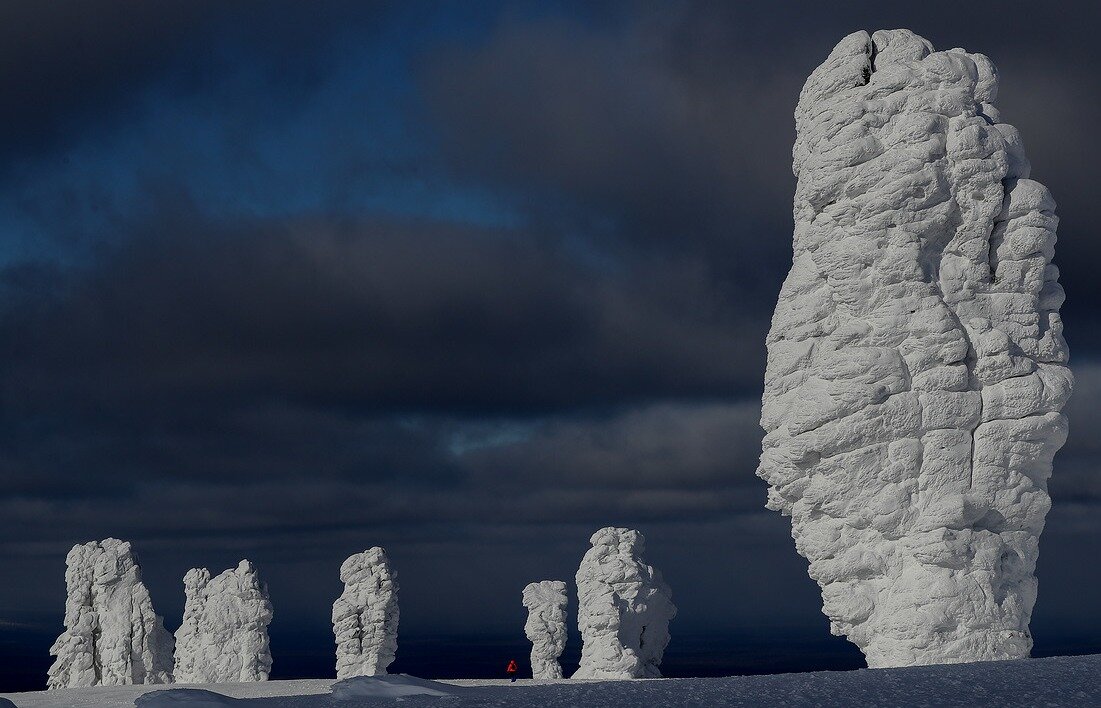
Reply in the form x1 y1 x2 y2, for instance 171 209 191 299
757 29 1071 667
573 527 675 679
332 547 400 678
47 538 174 689
172 560 274 683
522 580 568 679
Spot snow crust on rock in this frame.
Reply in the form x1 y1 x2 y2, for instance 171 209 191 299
758 29 1071 668
573 528 675 679
172 560 273 683
522 580 568 679
332 547 399 679
47 538 174 689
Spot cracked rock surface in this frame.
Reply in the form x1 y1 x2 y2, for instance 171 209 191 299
173 560 273 682
47 538 173 689
332 547 399 679
522 580 568 679
758 28 1071 667
573 528 675 679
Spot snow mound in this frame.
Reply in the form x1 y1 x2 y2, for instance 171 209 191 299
330 674 467 699
134 688 238 706
758 28 1070 667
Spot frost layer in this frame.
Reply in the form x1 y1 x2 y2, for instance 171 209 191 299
522 581 568 679
332 547 399 679
573 528 675 679
758 29 1071 668
47 538 173 689
173 560 274 682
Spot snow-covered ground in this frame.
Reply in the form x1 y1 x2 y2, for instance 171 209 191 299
2 654 1098 707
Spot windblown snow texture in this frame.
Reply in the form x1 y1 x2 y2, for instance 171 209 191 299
522 581 568 679
573 528 676 679
758 29 1071 667
172 560 274 683
332 548 399 679
46 539 173 689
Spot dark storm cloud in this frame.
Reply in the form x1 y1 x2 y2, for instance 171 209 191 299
0 1 395 170
0 209 760 421
421 5 801 301
420 0 1101 316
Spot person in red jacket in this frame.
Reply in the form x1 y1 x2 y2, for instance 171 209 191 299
506 658 519 682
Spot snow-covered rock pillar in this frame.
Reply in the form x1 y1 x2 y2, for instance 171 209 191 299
573 527 675 679
332 547 399 679
47 538 173 689
172 560 274 682
522 580 568 679
758 29 1071 668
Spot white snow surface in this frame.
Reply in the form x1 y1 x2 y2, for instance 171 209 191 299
47 539 174 689
4 654 1098 707
173 561 274 683
758 29 1071 667
522 580 568 679
330 675 473 699
573 528 676 679
332 548 399 679
135 688 238 706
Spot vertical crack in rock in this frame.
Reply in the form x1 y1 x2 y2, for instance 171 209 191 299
759 29 1071 667
172 560 273 682
573 528 676 679
47 539 173 689
332 547 399 679
522 580 568 679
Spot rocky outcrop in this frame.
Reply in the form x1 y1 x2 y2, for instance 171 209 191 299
522 580 568 679
758 29 1071 667
172 560 273 682
332 547 399 679
47 539 173 688
573 527 675 679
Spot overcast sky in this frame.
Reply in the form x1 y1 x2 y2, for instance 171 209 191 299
1 0 1099 683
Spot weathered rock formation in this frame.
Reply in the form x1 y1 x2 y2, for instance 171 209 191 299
47 538 173 688
332 547 399 679
172 560 273 682
573 527 675 679
758 29 1071 667
522 580 568 679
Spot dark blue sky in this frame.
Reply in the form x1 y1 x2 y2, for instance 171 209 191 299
1 0 1099 689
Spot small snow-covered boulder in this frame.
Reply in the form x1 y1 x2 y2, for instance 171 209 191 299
331 674 464 699
573 528 675 679
333 547 399 678
172 560 273 683
47 538 173 689
135 688 239 706
522 580 568 679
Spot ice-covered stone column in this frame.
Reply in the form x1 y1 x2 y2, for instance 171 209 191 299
332 547 399 678
522 580 568 679
573 527 675 679
758 29 1071 667
47 538 174 689
172 560 274 682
